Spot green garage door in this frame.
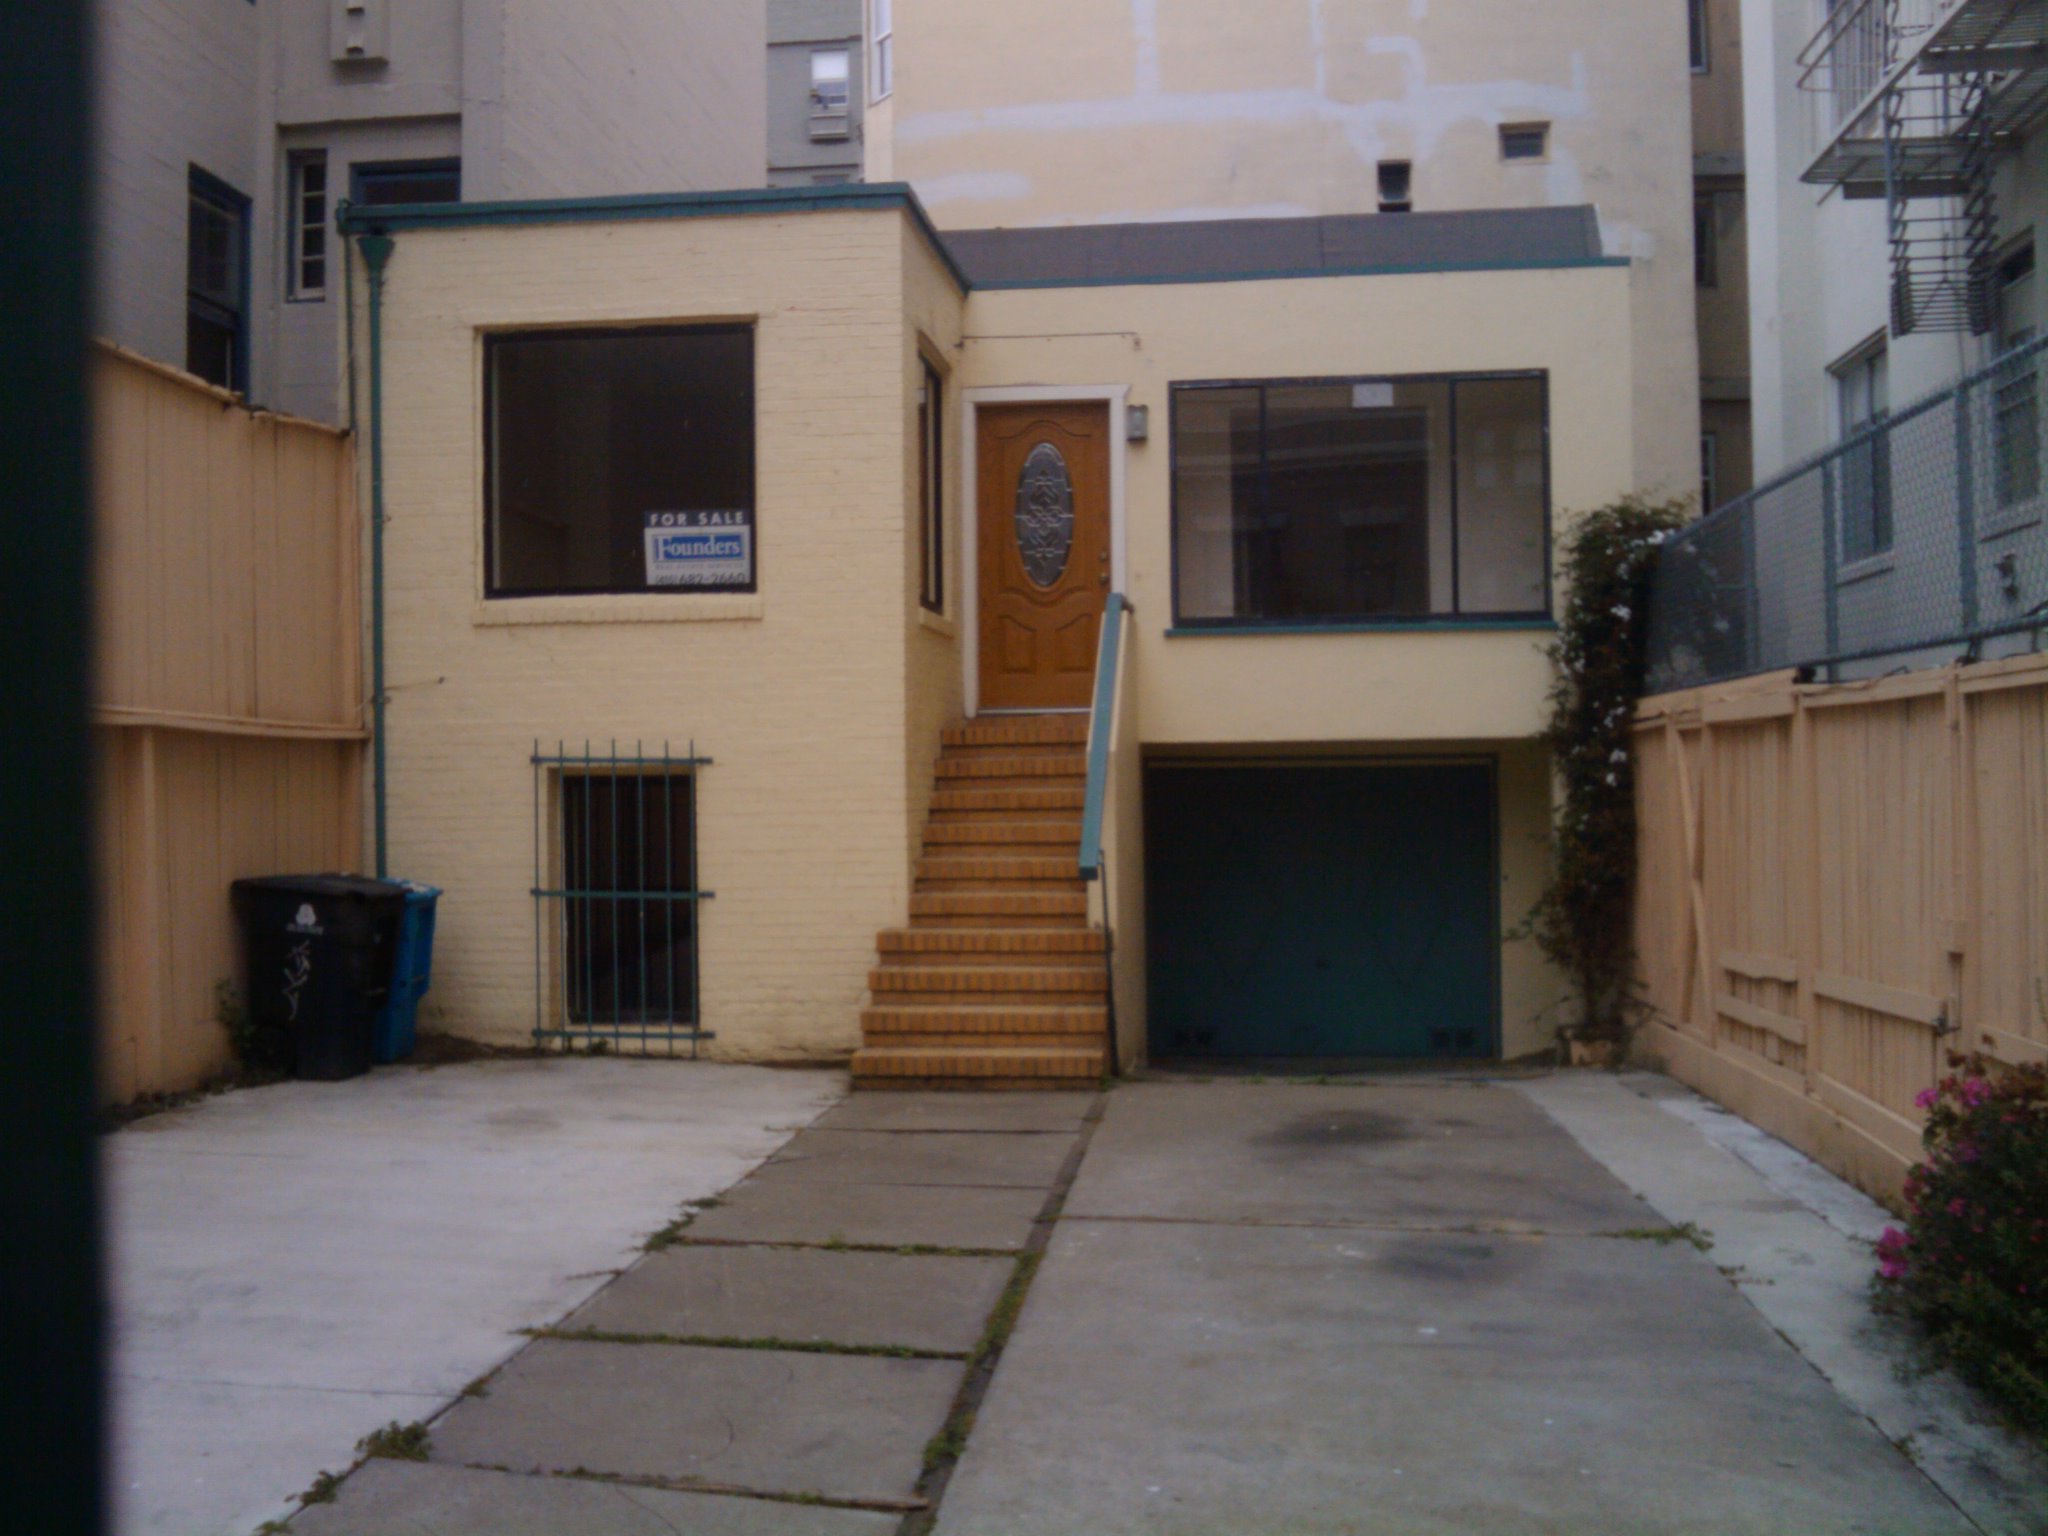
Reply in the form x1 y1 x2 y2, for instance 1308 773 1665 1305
1145 761 1497 1060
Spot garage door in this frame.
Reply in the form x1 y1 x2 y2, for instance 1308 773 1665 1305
1145 761 1497 1060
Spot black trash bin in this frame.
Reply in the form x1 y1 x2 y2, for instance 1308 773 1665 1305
230 875 407 1081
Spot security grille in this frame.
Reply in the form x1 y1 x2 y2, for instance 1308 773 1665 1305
531 742 713 1054
1645 332 2048 692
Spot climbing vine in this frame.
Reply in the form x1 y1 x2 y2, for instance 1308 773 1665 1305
1531 494 1691 1049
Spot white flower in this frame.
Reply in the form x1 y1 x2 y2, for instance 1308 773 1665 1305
1605 773 1619 787
1609 749 1627 764
1611 605 1631 620
1647 530 1669 546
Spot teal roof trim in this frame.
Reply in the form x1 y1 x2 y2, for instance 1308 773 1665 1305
335 181 974 294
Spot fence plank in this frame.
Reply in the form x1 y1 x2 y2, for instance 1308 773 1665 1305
1717 991 1807 1047
1812 970 1946 1028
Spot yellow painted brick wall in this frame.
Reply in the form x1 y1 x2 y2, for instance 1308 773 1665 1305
900 225 971 865
366 208 930 1058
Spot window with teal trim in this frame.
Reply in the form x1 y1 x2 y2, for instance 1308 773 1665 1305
1170 374 1550 628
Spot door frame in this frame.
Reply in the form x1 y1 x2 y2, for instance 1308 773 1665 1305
962 385 1129 717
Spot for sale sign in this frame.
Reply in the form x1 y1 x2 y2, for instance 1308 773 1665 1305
643 509 753 590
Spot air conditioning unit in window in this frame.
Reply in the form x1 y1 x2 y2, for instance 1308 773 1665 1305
810 112 851 141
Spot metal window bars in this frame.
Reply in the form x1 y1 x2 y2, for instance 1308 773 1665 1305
1645 331 2048 692
531 741 714 1056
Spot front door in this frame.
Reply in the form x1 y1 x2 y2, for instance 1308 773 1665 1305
977 402 1111 711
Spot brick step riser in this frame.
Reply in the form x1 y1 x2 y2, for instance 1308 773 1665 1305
906 916 1089 932
937 741 1089 761
929 794 1086 815
941 722 1089 750
852 1075 1105 1092
916 882 1089 898
924 830 1083 849
934 762 1087 784
871 988 1109 1007
875 954 1101 971
878 931 1105 951
923 847 1082 866
915 861 1083 883
861 1010 1108 1031
860 1040 1105 1056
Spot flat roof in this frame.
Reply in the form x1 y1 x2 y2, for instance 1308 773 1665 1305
336 185 1624 294
946 205 1621 289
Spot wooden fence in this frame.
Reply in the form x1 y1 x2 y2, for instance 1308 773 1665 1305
1632 655 2048 1199
92 344 366 1102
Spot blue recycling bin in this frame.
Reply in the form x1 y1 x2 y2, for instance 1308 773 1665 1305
372 883 441 1064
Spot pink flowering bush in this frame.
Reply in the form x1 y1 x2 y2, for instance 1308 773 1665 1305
1876 1055 2048 1439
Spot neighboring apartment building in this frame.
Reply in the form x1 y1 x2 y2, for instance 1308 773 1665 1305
1744 0 2044 474
341 2 1699 1085
1693 0 1757 508
768 0 864 186
93 0 765 423
1699 0 2047 682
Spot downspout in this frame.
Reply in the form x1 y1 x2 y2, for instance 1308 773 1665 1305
357 233 395 878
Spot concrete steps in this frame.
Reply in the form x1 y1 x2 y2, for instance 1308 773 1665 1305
853 714 1109 1091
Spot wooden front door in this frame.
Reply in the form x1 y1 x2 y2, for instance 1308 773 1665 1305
977 402 1111 711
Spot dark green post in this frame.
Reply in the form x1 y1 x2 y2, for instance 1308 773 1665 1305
0 0 104 1526
359 234 395 878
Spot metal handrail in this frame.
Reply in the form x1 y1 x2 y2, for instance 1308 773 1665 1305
1078 593 1129 883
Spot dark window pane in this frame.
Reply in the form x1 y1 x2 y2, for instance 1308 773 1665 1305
561 774 695 1025
354 161 460 205
185 310 236 390
488 327 755 597
1172 375 1548 626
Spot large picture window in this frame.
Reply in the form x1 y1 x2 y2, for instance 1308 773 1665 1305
1170 374 1550 627
486 326 756 598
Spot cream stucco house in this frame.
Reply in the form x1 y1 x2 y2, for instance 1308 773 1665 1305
342 4 1698 1086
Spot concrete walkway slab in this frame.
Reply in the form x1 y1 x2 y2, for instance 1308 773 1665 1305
1521 1071 2048 1534
107 1059 841 1536
936 1079 1979 1536
431 1338 962 1503
685 1177 1046 1250
291 1460 899 1536
1066 1082 1655 1233
814 1092 1093 1134
762 1127 1074 1188
567 1243 1012 1353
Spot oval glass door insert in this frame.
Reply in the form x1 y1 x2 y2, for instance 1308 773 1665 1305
1014 441 1076 588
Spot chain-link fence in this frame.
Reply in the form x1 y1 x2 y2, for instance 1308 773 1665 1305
1647 332 2048 693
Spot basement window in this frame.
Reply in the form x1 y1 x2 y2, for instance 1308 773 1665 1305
1170 373 1551 628
486 326 757 598
533 747 712 1050
286 150 328 301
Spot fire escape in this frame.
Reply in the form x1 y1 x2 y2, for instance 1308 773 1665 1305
1799 0 2048 336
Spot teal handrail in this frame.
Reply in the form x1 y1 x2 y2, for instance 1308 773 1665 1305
1078 594 1129 882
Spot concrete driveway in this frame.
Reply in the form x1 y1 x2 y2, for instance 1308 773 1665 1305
934 1079 2004 1536
105 1058 841 1536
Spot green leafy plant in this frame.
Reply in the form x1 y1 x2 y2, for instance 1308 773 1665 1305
356 1420 431 1461
1876 1055 2048 1440
1528 494 1691 1050
217 977 289 1077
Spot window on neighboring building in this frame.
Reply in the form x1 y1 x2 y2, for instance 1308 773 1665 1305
918 358 944 612
560 770 698 1027
810 48 851 139
486 326 756 598
351 159 461 207
1832 338 1891 563
186 167 249 392
287 151 328 302
1993 242 2039 509
1377 160 1412 213
1171 374 1550 627
1500 123 1549 162
871 0 893 100
1690 0 1710 72
1694 195 1719 287
1701 432 1719 512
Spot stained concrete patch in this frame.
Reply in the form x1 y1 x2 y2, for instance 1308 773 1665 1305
432 1338 961 1503
935 1218 1972 1536
684 1177 1045 1251
761 1128 1074 1188
1065 1082 1654 1233
293 1460 898 1536
814 1092 1094 1134
567 1244 1013 1354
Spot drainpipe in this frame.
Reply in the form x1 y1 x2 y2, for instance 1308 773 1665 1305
358 233 395 879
